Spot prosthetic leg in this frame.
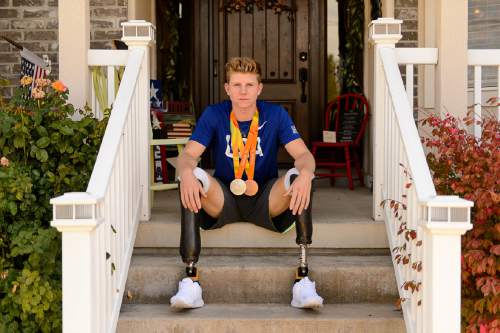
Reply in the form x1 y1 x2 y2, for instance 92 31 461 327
178 167 210 283
287 169 323 308
287 171 313 282
179 202 201 282
171 168 209 309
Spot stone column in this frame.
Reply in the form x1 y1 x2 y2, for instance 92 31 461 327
58 0 89 109
382 0 395 17
435 0 468 118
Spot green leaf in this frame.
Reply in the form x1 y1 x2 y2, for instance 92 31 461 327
8 201 17 216
59 126 74 136
13 135 25 148
36 137 50 149
36 126 48 137
35 149 49 162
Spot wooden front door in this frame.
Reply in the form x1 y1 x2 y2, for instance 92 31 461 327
213 1 312 148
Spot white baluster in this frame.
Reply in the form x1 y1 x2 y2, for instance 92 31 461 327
405 64 414 110
107 65 115 108
473 65 482 139
497 66 500 121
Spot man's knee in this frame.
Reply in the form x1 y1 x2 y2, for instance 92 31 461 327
269 168 301 217
181 167 224 217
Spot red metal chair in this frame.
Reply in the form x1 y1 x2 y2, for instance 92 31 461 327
311 93 369 190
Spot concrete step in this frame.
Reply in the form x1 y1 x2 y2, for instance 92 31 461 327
124 254 398 304
117 303 405 333
137 187 388 248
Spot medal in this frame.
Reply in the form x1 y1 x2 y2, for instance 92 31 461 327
230 110 259 196
230 179 247 196
244 179 258 196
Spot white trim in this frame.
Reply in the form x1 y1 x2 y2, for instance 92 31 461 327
468 49 500 66
395 48 438 65
88 50 129 66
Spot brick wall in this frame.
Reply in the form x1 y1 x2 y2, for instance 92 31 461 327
395 0 419 116
395 0 418 47
0 0 128 98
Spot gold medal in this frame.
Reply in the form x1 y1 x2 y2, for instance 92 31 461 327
230 110 259 196
244 179 259 196
230 178 247 195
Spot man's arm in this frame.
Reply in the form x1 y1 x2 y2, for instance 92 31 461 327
178 140 207 213
285 138 315 177
284 138 315 215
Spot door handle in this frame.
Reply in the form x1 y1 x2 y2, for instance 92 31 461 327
213 59 218 77
299 67 307 103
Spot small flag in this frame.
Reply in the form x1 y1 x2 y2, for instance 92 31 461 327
20 49 48 96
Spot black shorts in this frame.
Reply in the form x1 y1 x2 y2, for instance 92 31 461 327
198 178 296 233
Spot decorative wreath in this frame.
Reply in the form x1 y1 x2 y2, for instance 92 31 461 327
221 0 295 21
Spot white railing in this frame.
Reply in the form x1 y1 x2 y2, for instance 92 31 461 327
88 50 129 119
370 18 473 333
50 21 154 333
467 49 500 139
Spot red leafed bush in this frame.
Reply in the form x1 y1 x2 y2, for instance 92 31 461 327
422 112 499 333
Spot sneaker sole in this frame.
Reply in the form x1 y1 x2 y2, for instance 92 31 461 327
291 298 324 309
170 297 204 309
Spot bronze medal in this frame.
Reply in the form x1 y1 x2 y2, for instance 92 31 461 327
245 179 259 196
230 110 259 197
230 178 246 196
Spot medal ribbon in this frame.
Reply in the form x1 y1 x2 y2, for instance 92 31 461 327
230 110 259 180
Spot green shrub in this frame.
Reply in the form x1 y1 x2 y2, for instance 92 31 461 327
422 112 499 333
0 77 108 332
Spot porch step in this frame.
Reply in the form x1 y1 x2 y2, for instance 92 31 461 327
136 186 388 248
117 303 405 333
123 252 398 304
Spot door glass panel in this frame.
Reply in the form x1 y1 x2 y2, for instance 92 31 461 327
327 0 340 102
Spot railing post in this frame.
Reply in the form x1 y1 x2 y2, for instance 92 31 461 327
50 193 103 333
368 18 402 221
121 20 156 221
422 197 473 333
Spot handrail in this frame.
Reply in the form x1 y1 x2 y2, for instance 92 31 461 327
88 50 128 119
377 45 473 333
88 49 129 66
86 49 143 198
380 48 436 202
467 49 500 139
50 20 154 333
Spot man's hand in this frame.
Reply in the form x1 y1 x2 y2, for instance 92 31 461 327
179 170 207 213
284 171 312 215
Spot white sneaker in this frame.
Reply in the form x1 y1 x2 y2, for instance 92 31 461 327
170 277 204 309
291 276 324 308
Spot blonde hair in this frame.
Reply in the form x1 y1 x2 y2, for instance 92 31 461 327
225 57 262 83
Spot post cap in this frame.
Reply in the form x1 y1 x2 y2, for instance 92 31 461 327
121 20 156 46
369 17 403 44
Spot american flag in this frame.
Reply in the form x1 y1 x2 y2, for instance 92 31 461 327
20 49 49 96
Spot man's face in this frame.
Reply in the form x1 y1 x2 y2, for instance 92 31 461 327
224 72 263 110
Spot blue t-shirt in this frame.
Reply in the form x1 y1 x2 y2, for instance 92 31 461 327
190 100 301 187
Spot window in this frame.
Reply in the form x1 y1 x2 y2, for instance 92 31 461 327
468 0 500 87
327 0 340 101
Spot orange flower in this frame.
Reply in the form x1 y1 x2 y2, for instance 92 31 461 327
20 76 33 86
51 80 67 93
31 87 45 99
35 78 51 88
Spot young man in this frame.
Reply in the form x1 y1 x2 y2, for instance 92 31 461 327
170 57 323 309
